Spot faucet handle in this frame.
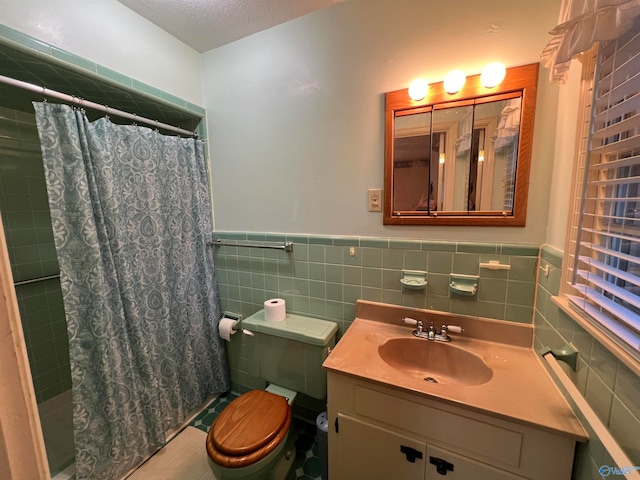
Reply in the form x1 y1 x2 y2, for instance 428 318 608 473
442 324 463 334
403 317 424 334
403 317 421 326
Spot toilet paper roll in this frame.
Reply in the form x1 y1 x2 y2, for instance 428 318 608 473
219 317 238 341
264 298 286 322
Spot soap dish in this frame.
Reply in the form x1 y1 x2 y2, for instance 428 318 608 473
449 274 479 297
401 270 427 290
401 278 428 289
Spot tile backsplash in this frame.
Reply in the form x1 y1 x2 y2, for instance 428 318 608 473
213 231 540 336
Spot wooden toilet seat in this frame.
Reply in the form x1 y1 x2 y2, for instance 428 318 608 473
206 390 292 468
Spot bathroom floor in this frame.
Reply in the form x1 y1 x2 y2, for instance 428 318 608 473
190 392 323 480
51 392 323 480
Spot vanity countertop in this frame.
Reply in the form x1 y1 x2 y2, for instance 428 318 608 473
323 300 587 442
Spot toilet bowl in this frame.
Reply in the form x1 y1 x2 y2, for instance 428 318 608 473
206 310 338 480
206 389 297 480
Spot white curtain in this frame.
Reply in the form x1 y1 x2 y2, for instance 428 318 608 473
493 99 521 150
455 110 473 155
540 0 640 82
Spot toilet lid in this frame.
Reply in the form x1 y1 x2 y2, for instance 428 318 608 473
210 390 290 456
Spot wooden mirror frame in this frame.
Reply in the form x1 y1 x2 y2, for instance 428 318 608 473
384 63 539 226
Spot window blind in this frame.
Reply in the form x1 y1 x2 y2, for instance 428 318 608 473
568 19 640 357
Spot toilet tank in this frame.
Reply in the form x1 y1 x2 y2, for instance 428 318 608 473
242 310 338 399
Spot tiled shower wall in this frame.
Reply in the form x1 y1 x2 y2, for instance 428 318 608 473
534 245 640 474
213 231 540 389
0 106 70 403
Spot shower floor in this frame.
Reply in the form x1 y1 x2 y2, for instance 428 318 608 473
39 390 74 478
51 392 322 480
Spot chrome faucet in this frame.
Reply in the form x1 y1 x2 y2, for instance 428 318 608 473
403 318 463 342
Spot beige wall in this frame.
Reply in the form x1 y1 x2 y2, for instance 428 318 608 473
202 0 563 243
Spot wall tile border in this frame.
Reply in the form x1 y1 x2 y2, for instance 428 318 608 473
213 232 541 256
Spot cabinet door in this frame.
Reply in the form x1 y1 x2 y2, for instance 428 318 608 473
426 445 527 480
333 413 426 480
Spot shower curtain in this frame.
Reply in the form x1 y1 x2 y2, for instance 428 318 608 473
33 102 229 480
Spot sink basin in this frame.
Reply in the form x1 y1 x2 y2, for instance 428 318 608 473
378 337 493 386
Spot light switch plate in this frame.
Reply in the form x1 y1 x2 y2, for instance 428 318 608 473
368 189 382 212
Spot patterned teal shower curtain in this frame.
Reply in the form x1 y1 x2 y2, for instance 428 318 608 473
33 102 229 480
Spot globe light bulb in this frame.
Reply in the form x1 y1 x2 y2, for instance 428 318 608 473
443 69 466 94
481 62 506 88
408 78 429 101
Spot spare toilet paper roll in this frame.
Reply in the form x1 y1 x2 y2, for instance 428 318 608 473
264 298 286 322
219 317 238 341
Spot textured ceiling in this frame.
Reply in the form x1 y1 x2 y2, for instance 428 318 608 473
116 0 346 52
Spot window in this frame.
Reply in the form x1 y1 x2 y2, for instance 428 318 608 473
564 19 640 359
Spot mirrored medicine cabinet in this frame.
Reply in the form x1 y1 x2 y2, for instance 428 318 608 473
384 63 539 226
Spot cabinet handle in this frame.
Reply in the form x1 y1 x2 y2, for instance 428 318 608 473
429 456 454 475
400 445 423 463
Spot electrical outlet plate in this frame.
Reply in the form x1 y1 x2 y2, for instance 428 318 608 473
368 188 382 212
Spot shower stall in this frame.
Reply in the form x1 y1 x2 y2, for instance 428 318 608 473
0 103 74 477
0 38 205 479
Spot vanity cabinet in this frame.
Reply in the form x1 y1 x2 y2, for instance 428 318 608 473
334 414 426 480
327 372 576 480
334 413 526 480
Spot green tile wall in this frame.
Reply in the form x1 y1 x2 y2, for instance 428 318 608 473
0 105 70 403
213 231 540 392
214 232 540 336
535 245 640 477
15 279 70 403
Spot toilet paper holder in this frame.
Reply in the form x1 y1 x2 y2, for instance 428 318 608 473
219 312 243 341
222 311 256 337
222 311 242 323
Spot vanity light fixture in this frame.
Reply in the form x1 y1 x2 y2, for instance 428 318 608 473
439 153 446 164
478 150 485 162
408 78 429 101
480 62 506 88
443 69 466 94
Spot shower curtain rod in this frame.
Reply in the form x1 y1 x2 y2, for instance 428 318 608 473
0 74 197 137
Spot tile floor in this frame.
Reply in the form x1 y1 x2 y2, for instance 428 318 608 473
190 393 324 480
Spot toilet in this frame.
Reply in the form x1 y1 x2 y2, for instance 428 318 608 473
207 310 338 480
